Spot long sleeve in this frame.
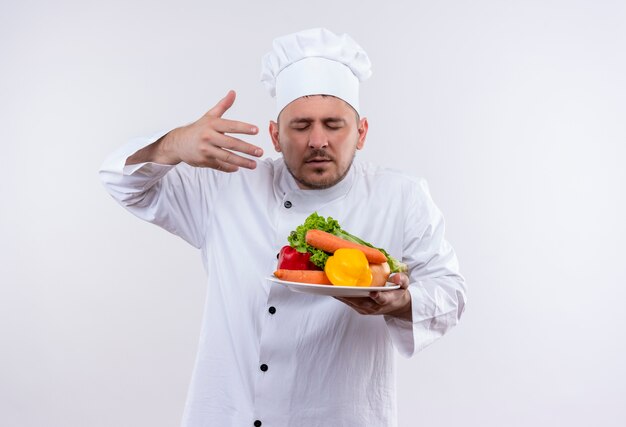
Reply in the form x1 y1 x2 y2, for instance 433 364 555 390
385 178 467 357
99 134 221 249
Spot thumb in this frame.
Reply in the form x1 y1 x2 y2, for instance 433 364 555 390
389 273 409 289
205 90 236 118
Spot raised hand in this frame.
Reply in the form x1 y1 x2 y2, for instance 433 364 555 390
127 90 263 172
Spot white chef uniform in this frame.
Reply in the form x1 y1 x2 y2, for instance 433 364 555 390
100 27 466 427
99 137 466 426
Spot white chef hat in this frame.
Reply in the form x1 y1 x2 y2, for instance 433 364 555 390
260 28 372 117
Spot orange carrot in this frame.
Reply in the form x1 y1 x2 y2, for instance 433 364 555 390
305 229 387 264
274 269 333 285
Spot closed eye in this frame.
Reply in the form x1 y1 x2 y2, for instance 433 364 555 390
289 119 311 131
325 119 346 130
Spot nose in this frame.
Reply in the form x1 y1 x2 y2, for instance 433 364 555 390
308 124 328 149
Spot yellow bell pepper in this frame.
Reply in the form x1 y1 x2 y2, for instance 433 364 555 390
324 248 373 287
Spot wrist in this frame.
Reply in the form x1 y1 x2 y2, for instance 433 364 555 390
390 291 412 321
154 129 183 165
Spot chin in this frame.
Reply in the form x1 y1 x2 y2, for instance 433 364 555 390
284 160 351 190
297 172 341 189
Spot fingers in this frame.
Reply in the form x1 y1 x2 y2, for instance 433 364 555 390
187 145 258 171
204 93 260 137
369 291 389 305
196 93 263 168
211 132 263 158
334 297 376 315
195 132 262 170
389 273 409 289
214 118 259 136
207 158 240 173
335 287 410 316
205 90 237 118
171 91 265 172
215 147 258 169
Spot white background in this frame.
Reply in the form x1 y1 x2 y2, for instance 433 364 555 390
1 0 625 426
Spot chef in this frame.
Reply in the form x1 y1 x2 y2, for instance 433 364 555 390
100 28 466 427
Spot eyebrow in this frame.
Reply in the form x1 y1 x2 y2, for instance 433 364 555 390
288 117 347 125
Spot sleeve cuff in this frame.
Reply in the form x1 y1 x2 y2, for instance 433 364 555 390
384 285 418 358
100 130 174 176
385 280 464 358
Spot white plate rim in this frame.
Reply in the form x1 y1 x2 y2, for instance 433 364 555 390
266 276 400 294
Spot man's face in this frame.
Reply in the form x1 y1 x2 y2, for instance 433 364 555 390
269 95 368 190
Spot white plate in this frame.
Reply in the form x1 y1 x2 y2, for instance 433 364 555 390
266 276 400 297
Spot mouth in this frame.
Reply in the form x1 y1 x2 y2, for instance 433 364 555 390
305 157 332 164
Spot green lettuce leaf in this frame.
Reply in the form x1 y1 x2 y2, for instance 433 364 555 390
287 212 408 273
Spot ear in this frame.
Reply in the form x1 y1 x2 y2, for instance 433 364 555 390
269 120 281 152
356 117 368 150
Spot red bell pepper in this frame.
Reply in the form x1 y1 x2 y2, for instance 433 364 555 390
277 245 320 270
